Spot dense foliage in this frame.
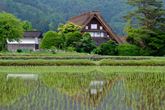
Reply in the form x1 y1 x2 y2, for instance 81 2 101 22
40 23 96 53
94 40 118 55
58 22 81 33
117 43 140 56
76 33 96 53
125 0 165 56
0 0 165 56
0 12 24 51
0 0 135 34
22 21 33 31
40 31 63 49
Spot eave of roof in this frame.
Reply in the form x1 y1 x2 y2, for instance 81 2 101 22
24 31 43 38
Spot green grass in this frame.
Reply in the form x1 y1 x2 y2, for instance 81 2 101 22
0 52 165 60
0 58 165 66
0 51 91 57
0 52 165 66
0 66 165 73
0 74 38 106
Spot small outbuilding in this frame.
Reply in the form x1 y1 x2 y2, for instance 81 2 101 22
7 31 43 51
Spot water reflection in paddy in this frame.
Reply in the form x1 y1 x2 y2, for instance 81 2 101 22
0 71 164 110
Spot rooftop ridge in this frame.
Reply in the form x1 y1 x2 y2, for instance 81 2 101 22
69 11 100 21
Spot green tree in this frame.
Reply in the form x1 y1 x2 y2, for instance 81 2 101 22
22 21 33 31
94 40 118 55
58 22 81 34
64 31 82 48
0 12 24 51
125 0 165 56
117 43 140 56
76 33 96 53
40 31 63 49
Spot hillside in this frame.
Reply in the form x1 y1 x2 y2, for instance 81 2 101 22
0 0 165 35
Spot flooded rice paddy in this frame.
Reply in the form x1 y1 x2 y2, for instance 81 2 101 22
0 70 165 110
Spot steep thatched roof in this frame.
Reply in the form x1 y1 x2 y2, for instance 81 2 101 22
69 11 124 44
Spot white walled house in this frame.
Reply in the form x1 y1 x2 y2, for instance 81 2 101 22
7 31 43 51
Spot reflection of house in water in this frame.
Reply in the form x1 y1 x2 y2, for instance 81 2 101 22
89 81 105 95
87 80 111 107
7 74 38 80
2 72 144 110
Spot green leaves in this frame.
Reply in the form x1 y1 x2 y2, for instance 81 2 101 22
58 22 81 34
94 40 118 55
40 31 63 49
125 0 165 56
41 23 96 53
0 12 24 51
117 43 140 56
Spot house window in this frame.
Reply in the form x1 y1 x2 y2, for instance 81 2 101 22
95 32 100 37
85 26 89 30
90 32 105 37
100 26 103 30
101 32 104 37
91 24 97 29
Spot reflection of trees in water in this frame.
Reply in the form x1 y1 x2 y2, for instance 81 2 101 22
1 71 164 110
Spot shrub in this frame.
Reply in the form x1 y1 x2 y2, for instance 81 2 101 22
94 40 118 55
50 46 57 54
117 43 140 56
76 33 96 53
64 31 82 48
17 49 23 53
40 31 63 49
66 47 75 52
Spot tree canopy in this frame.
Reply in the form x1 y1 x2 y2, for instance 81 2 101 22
58 22 81 34
0 12 24 51
94 40 118 55
22 21 33 31
40 23 96 53
40 31 63 49
125 0 165 56
0 0 133 34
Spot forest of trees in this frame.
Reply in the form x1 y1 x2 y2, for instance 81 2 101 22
0 0 135 34
1 0 164 35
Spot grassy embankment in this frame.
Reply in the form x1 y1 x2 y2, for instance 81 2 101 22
0 52 165 66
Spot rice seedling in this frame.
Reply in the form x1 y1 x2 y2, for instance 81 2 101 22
0 66 164 110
